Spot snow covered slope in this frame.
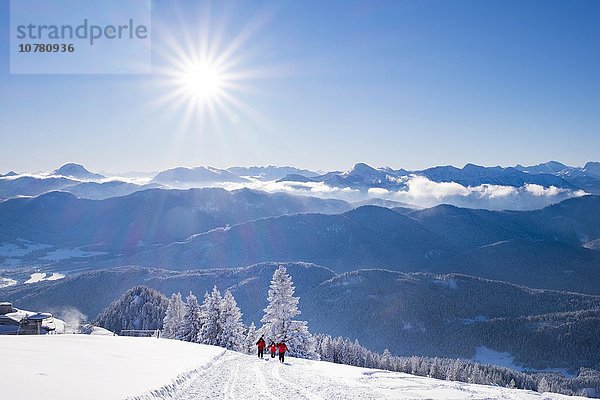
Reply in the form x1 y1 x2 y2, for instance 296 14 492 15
0 335 585 400
0 336 224 400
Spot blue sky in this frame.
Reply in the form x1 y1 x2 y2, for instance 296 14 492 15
0 0 599 173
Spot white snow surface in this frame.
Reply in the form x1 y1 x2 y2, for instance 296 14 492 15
24 272 65 284
0 336 585 400
0 336 224 400
80 324 115 336
24 272 47 284
0 276 18 288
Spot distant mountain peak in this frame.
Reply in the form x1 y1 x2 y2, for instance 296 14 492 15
583 161 600 177
344 204 393 216
276 173 314 183
351 162 377 172
151 166 249 185
345 163 386 180
547 160 568 167
462 163 482 170
52 163 104 180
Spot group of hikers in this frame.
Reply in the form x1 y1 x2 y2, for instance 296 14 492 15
256 336 289 363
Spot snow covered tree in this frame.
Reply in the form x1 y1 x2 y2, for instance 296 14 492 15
286 320 319 360
198 286 222 345
261 266 299 342
177 292 203 342
96 285 168 334
260 265 318 359
538 377 551 393
218 290 245 350
244 322 258 354
429 357 442 380
318 335 333 361
162 292 186 339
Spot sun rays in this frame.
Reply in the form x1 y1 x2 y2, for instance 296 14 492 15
149 4 276 134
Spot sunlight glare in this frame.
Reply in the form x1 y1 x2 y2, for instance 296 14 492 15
150 5 278 134
181 62 223 101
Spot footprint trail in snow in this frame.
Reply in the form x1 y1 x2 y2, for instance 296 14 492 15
170 350 576 400
173 352 385 400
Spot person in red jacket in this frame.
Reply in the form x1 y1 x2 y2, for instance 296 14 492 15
269 340 277 358
256 336 266 359
277 341 289 363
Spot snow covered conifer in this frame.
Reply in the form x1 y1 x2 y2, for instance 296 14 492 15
382 349 392 370
244 323 257 354
96 285 168 334
177 292 202 342
218 290 245 350
198 286 223 345
162 292 186 339
319 335 333 361
538 377 551 393
260 265 318 359
261 266 299 342
286 320 319 360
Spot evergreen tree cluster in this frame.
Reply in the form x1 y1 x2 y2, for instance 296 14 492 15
95 286 169 334
162 286 246 351
161 266 319 359
315 334 600 398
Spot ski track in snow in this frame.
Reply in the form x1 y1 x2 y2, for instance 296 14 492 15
173 352 394 400
173 352 276 400
166 350 582 400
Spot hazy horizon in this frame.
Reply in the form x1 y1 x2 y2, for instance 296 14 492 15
2 158 599 176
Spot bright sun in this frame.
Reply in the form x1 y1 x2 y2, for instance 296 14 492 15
152 6 273 130
181 62 224 101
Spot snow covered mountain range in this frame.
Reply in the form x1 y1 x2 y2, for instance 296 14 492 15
279 162 574 190
1 161 599 205
2 160 600 396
